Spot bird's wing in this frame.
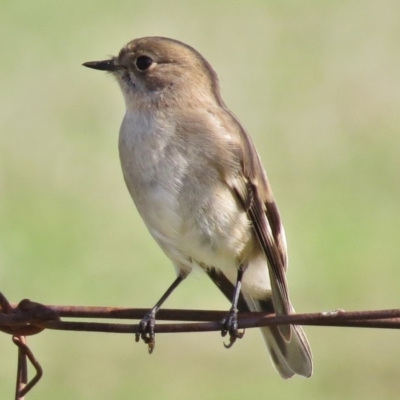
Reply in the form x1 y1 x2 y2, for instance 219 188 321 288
224 111 291 319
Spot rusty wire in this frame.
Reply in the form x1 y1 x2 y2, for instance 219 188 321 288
2 291 400 398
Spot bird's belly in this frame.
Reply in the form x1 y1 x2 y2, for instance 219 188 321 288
177 186 253 272
124 169 251 272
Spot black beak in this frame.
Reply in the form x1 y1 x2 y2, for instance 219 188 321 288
82 59 119 71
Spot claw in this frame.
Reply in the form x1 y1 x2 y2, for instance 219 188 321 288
221 307 245 348
136 311 156 353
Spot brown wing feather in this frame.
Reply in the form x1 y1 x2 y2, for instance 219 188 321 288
223 110 291 316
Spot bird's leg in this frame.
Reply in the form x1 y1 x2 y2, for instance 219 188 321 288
221 266 246 348
136 275 184 353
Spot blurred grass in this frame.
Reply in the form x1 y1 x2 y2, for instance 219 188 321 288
1 0 400 399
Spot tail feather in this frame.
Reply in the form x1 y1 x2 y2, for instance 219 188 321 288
244 295 313 378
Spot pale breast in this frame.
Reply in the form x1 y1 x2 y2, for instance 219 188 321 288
119 111 185 245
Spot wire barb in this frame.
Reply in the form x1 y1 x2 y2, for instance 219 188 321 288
1 294 44 399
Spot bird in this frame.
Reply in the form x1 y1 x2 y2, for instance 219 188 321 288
83 36 313 378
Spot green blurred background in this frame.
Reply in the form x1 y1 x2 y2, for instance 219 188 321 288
1 1 400 399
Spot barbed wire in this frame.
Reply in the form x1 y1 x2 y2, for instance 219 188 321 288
2 290 400 399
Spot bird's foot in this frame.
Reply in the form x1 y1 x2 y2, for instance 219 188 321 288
135 311 156 354
221 307 245 349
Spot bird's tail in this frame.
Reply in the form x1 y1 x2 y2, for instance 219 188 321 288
206 269 312 378
244 294 313 379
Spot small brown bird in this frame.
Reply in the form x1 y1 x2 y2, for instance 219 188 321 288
83 36 312 378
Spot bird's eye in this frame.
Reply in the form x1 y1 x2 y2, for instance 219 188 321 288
135 56 153 71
